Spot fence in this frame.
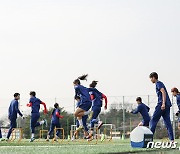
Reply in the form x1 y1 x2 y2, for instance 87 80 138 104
0 95 179 139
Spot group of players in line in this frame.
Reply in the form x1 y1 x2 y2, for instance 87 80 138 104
0 74 108 142
0 72 179 142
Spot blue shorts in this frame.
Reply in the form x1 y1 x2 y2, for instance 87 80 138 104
79 101 92 111
178 118 180 122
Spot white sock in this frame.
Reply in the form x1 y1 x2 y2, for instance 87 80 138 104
40 121 45 125
78 119 83 126
84 111 90 115
31 133 34 138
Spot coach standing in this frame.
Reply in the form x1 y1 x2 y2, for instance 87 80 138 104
149 72 174 142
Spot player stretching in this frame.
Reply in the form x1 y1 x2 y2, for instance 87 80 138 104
131 97 150 127
27 91 48 142
46 103 64 141
149 72 174 142
73 74 92 131
171 87 180 130
87 81 108 141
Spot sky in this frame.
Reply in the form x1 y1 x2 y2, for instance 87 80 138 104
0 0 180 118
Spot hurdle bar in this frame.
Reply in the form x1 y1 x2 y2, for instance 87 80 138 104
39 130 48 141
52 128 65 143
10 128 23 142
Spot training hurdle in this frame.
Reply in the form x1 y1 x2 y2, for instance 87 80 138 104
39 130 48 141
10 128 23 142
52 128 65 143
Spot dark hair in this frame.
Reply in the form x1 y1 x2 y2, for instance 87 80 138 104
14 93 20 97
149 72 158 79
171 87 180 93
90 81 98 88
136 97 142 102
74 95 80 100
73 74 88 85
30 91 36 97
54 103 59 108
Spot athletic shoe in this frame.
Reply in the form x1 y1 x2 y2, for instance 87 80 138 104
46 135 50 142
71 136 75 141
97 121 104 130
30 137 35 142
88 111 94 120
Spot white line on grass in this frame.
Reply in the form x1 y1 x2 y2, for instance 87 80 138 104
0 144 127 148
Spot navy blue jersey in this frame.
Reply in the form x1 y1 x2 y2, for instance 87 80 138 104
8 99 23 119
29 97 42 113
74 85 91 104
156 81 171 107
51 108 61 124
88 88 103 107
176 94 180 112
132 103 150 122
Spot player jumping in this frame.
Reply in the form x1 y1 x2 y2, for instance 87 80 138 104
73 74 92 131
86 81 108 141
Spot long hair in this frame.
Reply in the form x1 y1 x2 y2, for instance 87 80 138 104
73 74 88 85
90 81 98 88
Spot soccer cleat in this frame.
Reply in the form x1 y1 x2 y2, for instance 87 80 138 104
71 136 75 141
97 121 104 130
30 137 35 142
88 111 94 120
76 125 83 132
46 135 50 142
43 119 48 127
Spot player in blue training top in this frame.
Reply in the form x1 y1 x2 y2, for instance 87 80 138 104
46 103 64 141
149 72 174 142
71 96 89 141
171 87 180 130
131 97 150 127
27 91 48 142
87 81 108 141
73 74 92 131
7 93 24 140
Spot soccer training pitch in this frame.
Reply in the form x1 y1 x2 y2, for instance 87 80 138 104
0 139 180 154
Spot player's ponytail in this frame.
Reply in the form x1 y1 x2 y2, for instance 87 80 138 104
90 81 98 88
73 74 88 85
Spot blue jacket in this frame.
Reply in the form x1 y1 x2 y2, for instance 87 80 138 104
29 97 42 113
156 81 171 107
51 108 61 124
131 103 150 122
74 85 91 104
88 88 103 107
8 99 23 119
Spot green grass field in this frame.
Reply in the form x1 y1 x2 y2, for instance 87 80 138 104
0 139 180 154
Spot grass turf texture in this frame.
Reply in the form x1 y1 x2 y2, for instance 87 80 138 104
0 139 180 154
